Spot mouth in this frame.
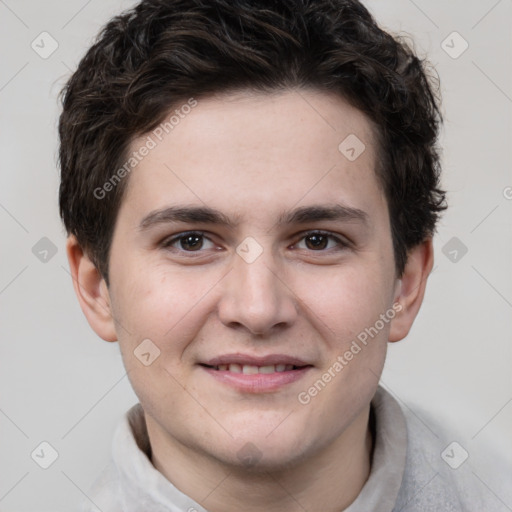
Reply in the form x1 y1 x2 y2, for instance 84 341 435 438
200 363 308 373
198 354 313 393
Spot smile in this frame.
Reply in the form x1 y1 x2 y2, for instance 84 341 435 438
202 363 306 374
198 355 313 393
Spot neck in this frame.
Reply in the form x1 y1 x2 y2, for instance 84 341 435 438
146 406 374 512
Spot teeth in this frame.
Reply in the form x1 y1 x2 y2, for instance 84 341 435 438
242 365 259 375
213 363 302 373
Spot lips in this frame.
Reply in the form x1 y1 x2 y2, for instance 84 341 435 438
204 363 300 374
199 353 312 373
198 354 313 392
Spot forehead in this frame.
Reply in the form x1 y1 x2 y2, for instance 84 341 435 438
120 89 386 226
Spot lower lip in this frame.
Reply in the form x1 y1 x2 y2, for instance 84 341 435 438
200 366 312 393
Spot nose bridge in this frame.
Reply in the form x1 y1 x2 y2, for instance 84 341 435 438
218 240 297 334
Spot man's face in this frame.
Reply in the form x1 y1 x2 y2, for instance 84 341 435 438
106 90 400 469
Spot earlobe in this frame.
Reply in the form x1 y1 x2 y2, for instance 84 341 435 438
66 235 118 342
388 238 434 343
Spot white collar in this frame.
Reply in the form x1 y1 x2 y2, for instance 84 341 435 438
103 386 407 511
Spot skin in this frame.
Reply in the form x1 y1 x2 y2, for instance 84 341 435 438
67 89 433 512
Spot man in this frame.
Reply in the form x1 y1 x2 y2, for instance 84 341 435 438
59 0 489 510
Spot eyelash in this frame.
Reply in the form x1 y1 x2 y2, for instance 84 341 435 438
160 230 349 255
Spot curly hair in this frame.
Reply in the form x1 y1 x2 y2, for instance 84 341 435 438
58 0 446 283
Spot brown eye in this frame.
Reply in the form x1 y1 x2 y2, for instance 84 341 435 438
162 232 216 252
295 231 347 252
179 234 204 251
305 234 329 250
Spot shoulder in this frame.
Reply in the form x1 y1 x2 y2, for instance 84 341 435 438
393 393 509 512
77 405 140 512
77 459 123 511
76 402 189 512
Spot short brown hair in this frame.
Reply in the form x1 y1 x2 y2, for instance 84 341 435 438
58 0 446 283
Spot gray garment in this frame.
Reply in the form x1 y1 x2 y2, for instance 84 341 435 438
78 386 495 511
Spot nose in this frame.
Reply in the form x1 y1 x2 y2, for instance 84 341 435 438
217 246 298 336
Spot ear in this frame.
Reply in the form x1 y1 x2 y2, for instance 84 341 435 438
66 235 117 342
388 238 434 343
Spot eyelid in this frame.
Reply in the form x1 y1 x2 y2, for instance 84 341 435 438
291 230 350 250
161 230 217 251
161 229 350 253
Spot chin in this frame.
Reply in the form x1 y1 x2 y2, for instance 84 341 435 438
221 445 311 474
210 424 315 472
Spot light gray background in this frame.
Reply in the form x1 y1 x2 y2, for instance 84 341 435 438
1 0 511 510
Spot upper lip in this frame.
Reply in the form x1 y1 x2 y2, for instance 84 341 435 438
200 353 312 367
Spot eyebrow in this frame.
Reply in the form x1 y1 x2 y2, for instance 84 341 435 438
138 203 369 231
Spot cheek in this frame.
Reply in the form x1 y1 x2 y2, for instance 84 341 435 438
109 270 204 415
293 264 392 408
293 267 391 433
112 264 211 340
293 263 392 346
